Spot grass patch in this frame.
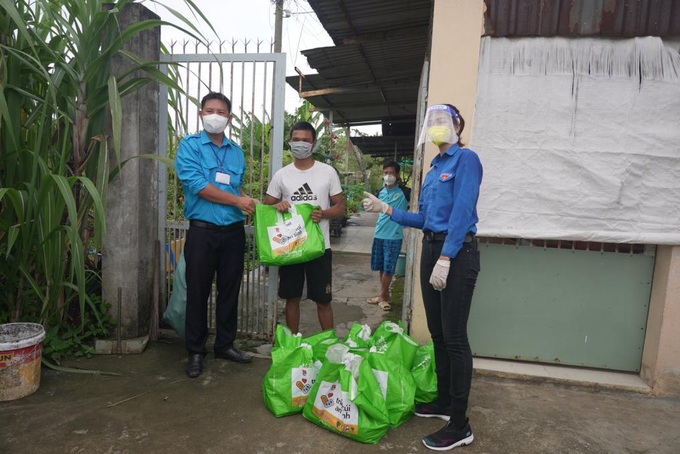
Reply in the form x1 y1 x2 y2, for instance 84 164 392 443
388 275 405 323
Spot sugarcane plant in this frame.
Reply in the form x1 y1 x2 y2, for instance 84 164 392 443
0 0 211 361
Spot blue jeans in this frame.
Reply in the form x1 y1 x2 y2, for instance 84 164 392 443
420 237 480 428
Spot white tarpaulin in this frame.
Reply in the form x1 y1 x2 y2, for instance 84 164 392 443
471 37 680 244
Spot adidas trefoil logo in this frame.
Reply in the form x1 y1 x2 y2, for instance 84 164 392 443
291 183 318 201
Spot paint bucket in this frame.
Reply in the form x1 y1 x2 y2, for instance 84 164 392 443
0 323 46 401
395 252 406 276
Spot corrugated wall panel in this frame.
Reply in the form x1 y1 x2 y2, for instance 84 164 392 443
484 0 680 37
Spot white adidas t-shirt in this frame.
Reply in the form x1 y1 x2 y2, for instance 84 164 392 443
266 161 343 249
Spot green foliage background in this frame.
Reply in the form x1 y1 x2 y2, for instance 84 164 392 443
0 0 208 362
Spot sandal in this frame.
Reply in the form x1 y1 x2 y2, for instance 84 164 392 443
367 296 381 304
378 300 392 311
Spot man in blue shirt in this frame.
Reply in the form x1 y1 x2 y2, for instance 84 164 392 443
366 161 408 311
363 104 482 451
175 92 259 378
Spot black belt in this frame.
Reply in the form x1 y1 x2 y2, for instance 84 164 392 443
190 220 244 232
423 231 475 243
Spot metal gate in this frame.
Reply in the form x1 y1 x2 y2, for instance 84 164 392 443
158 43 285 341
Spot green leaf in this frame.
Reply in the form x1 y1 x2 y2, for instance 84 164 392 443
76 177 107 244
108 75 122 172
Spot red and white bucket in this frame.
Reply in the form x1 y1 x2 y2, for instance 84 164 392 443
0 323 46 401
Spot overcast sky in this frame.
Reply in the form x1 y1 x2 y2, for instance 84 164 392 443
147 0 333 112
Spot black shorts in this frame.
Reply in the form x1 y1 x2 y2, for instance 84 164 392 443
278 249 332 304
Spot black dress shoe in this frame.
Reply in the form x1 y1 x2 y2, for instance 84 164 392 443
214 347 252 363
186 353 203 378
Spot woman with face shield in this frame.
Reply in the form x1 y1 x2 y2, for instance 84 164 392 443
362 104 483 451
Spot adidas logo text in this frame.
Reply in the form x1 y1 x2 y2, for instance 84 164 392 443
291 183 318 201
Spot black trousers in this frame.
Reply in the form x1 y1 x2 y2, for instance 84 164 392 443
184 223 245 355
420 237 480 429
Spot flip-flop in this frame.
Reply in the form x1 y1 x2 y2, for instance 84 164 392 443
378 300 391 311
367 296 381 304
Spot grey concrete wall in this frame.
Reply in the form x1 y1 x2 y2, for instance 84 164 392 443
102 3 160 338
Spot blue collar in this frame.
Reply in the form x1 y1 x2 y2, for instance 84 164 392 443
431 143 460 165
200 130 230 147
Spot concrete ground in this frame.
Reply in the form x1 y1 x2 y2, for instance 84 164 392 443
2 213 680 453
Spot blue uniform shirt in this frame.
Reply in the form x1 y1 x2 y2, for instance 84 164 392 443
175 130 247 225
391 143 483 258
375 185 408 240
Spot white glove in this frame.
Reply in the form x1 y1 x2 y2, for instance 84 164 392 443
429 259 450 291
362 191 389 214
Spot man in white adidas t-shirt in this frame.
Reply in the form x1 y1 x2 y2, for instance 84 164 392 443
264 121 346 334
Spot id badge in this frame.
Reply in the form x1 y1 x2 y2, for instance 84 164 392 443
215 172 231 185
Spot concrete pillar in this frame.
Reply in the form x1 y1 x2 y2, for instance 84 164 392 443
102 3 160 338
641 246 680 395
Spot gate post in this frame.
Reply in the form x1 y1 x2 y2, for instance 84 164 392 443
102 3 160 339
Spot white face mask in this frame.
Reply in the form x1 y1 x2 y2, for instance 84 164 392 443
289 141 313 159
383 174 397 186
202 113 229 134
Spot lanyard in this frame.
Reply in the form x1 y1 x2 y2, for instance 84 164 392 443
211 143 227 172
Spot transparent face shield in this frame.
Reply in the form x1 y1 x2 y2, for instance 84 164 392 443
416 104 460 147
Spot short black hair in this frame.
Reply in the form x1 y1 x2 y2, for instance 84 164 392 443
290 121 317 141
383 160 400 173
201 92 232 112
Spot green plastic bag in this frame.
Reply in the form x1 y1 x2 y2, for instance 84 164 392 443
271 324 339 363
411 342 438 404
255 203 325 266
303 328 338 347
303 329 341 362
273 324 304 349
369 321 419 370
344 323 372 349
161 252 186 338
263 343 321 417
303 351 390 444
271 324 302 361
366 348 416 428
262 325 339 416
264 324 323 417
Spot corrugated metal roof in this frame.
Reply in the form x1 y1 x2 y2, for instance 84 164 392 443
286 72 418 126
484 0 680 37
290 34 426 126
288 0 431 137
308 0 432 44
349 136 416 159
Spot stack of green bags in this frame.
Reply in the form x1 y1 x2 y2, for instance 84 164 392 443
262 321 438 444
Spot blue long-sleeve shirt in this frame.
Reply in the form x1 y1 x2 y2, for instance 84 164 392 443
391 143 483 258
175 130 246 225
